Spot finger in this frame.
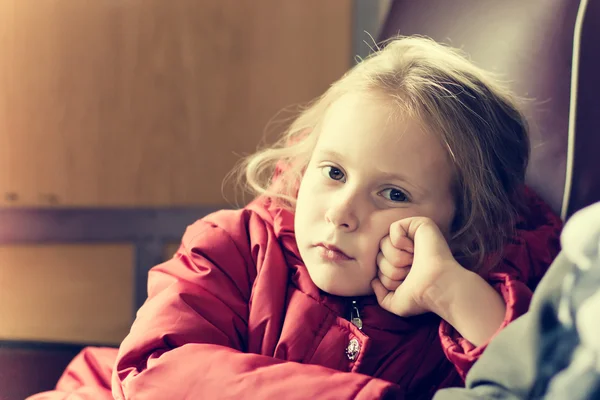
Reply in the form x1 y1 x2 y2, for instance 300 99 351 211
378 263 410 283
379 237 413 268
377 252 411 282
377 270 403 291
388 223 415 253
392 217 453 258
371 278 394 311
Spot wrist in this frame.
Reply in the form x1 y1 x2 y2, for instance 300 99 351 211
419 260 470 318
424 265 507 346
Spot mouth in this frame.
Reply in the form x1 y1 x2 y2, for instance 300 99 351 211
315 243 353 262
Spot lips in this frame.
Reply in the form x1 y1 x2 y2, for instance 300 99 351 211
316 243 353 261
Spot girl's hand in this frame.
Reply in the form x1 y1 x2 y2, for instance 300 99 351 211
372 216 462 317
372 216 507 345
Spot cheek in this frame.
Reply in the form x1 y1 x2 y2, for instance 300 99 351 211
295 177 313 214
432 202 457 238
294 179 322 239
296 171 318 202
361 244 380 272
297 174 328 214
358 219 390 262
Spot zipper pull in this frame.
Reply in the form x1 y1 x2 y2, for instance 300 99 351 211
350 300 363 330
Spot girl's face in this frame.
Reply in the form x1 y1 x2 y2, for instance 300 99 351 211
294 93 456 297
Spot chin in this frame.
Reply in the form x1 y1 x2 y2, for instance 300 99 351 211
302 256 376 297
312 278 374 297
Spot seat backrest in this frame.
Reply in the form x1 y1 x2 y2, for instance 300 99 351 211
379 0 599 219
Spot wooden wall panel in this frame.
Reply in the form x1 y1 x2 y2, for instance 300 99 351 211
0 244 134 345
0 0 352 207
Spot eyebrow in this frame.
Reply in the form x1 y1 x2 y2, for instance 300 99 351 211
316 149 344 161
315 149 428 196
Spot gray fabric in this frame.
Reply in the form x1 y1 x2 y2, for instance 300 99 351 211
434 201 600 400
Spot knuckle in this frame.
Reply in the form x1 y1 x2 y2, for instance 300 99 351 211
391 269 406 280
379 235 389 248
390 252 407 267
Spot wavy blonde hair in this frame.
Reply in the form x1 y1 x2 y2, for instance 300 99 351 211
233 36 530 273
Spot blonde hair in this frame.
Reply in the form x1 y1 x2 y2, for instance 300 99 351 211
234 36 530 273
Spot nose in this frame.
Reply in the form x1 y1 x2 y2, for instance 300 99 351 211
324 190 360 232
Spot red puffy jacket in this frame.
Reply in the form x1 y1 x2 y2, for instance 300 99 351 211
28 189 562 400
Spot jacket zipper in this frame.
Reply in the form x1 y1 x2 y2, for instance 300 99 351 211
349 299 363 330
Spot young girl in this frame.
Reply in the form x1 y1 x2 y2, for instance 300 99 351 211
29 36 562 400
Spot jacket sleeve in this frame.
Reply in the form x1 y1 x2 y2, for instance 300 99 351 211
438 189 563 379
433 252 575 400
111 212 401 400
438 269 534 380
25 347 116 400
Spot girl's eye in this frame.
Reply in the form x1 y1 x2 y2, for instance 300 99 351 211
322 166 346 182
380 188 409 203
